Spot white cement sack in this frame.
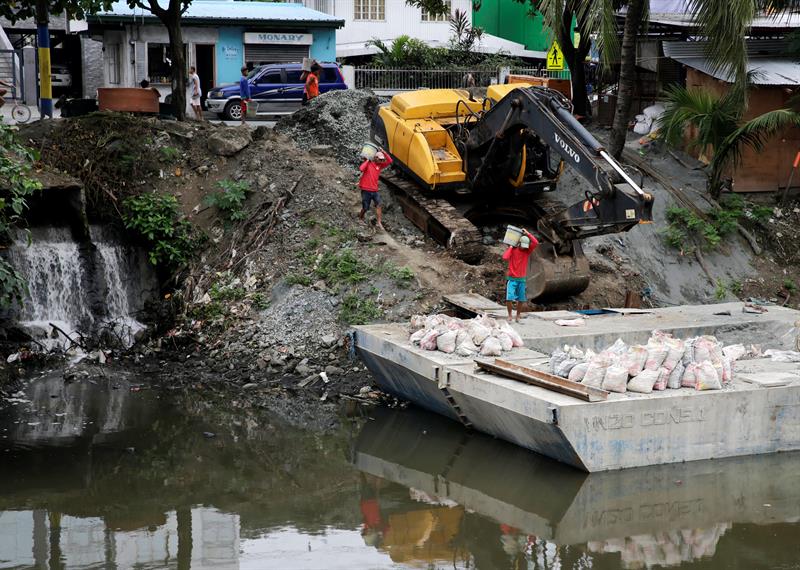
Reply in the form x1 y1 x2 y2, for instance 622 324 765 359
607 338 628 355
643 103 666 120
499 322 524 347
495 332 514 352
555 358 580 378
568 362 590 383
420 329 440 351
602 365 629 393
633 115 653 135
722 356 733 384
681 362 698 388
470 323 491 346
696 360 722 390
549 349 569 375
645 342 668 371
622 345 648 376
722 344 746 361
436 330 458 353
410 315 426 330
667 361 684 389
554 318 586 327
456 338 478 357
662 338 685 372
480 336 503 356
583 355 612 388
409 329 427 345
653 367 669 391
682 337 696 365
628 368 659 393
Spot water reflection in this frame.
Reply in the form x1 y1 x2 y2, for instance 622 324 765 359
1 373 799 569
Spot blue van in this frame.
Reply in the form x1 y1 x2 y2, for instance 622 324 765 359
205 62 347 120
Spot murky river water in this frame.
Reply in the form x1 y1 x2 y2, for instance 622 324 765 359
1 371 799 569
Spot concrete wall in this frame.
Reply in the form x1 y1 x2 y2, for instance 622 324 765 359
81 37 104 98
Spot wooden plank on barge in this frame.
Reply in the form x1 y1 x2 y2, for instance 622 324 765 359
444 293 505 314
475 358 609 402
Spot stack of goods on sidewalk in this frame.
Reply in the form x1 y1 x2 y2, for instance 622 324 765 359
549 331 750 393
408 314 524 357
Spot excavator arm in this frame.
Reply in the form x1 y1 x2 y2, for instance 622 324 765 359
465 87 654 248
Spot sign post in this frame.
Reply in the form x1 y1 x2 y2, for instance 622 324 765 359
546 42 565 72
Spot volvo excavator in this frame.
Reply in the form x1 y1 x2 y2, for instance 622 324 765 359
370 83 655 299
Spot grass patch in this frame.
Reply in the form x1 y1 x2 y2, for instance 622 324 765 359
189 301 225 321
730 280 743 296
209 280 246 302
251 292 270 310
159 145 181 163
315 248 371 286
715 280 727 301
784 279 797 293
286 273 313 287
340 294 383 324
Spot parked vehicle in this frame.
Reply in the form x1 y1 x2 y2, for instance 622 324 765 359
205 62 347 120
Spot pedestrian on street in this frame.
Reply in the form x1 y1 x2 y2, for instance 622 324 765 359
188 66 203 120
358 149 393 230
502 229 539 322
303 62 321 106
239 66 251 125
0 78 12 111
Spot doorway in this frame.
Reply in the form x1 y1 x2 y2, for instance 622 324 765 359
195 44 215 107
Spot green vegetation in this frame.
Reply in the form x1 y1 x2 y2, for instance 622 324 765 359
340 294 383 325
188 300 225 322
314 249 371 286
0 124 41 307
715 280 727 301
204 179 251 223
389 265 415 286
251 292 270 310
286 273 312 287
122 193 197 269
784 279 797 293
159 145 181 163
209 276 246 302
730 280 743 296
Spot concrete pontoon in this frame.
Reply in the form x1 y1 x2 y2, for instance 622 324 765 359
355 302 800 472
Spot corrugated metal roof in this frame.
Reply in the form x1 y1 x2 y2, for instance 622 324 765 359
94 1 343 25
663 40 800 85
649 11 800 29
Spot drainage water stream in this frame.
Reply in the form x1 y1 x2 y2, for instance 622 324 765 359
1 373 798 569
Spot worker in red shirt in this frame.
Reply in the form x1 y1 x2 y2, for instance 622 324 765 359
502 229 539 322
303 62 321 105
358 149 393 230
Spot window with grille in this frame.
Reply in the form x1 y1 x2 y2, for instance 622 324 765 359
106 44 120 84
421 0 450 21
354 0 385 20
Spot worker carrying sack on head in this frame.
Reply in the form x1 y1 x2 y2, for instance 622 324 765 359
502 229 539 323
302 62 321 106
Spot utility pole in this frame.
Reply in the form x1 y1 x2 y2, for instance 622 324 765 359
35 0 53 118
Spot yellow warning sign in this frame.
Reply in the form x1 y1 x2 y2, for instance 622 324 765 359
547 41 564 71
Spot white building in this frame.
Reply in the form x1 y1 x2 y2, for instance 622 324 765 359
293 0 545 59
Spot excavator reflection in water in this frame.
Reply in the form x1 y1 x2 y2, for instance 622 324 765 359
371 85 655 299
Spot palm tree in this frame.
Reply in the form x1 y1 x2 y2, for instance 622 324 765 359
658 84 800 197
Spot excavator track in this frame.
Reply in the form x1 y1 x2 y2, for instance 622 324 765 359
381 172 484 264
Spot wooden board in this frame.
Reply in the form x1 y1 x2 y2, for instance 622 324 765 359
444 293 505 314
475 358 609 402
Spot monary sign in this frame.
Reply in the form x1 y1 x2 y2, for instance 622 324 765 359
243 32 313 45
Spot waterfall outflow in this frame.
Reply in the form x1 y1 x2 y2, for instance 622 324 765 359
4 226 158 349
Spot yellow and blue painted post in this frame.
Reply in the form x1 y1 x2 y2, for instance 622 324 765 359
37 23 52 118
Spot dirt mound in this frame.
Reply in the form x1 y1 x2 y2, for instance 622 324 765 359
274 89 384 167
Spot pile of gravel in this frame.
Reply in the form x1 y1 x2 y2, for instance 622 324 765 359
275 89 384 167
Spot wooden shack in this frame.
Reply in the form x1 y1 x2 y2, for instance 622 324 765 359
664 40 800 193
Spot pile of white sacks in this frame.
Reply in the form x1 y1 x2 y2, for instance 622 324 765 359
550 331 749 393
409 314 524 357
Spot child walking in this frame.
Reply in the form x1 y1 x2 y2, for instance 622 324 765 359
502 229 539 322
358 149 393 230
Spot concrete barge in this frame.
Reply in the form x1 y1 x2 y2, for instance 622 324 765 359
354 302 800 472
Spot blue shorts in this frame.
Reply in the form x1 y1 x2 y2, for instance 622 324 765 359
506 279 527 302
361 190 381 210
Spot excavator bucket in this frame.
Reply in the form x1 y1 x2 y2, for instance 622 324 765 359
527 241 591 300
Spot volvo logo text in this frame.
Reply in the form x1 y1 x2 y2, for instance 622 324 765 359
554 133 580 164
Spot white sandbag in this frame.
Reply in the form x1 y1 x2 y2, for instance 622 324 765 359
628 368 660 393
645 341 668 371
420 329 440 351
607 338 628 355
681 362 698 388
436 330 458 353
499 322 524 347
602 365 629 393
470 323 491 346
583 355 612 388
653 367 669 391
555 358 579 378
696 360 722 390
633 115 653 135
643 103 666 119
568 362 590 383
622 345 648 376
667 361 684 389
480 336 503 356
456 337 478 357
409 329 427 344
409 314 426 330
565 345 587 360
554 318 586 327
682 337 697 365
549 349 569 375
722 344 746 361
721 356 733 384
495 332 514 352
662 338 685 372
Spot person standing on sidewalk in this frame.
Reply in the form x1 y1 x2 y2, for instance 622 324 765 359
239 67 251 125
303 63 321 106
502 229 539 322
189 66 203 120
358 150 393 230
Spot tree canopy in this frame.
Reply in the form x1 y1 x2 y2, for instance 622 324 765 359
0 0 111 23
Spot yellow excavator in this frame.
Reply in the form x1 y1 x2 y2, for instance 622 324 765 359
371 83 654 299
